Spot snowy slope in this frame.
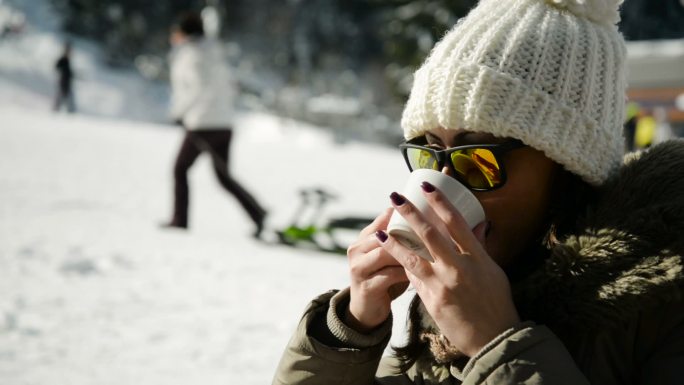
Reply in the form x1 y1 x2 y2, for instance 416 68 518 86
0 0 169 122
0 106 413 385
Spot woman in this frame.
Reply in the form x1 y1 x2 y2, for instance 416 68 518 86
164 12 266 236
273 0 684 384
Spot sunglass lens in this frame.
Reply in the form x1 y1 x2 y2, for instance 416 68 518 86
406 148 439 171
450 149 502 189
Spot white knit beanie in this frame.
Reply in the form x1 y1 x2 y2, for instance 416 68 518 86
401 0 627 185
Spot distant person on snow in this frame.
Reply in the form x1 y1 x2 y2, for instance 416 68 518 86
54 41 75 113
163 12 267 237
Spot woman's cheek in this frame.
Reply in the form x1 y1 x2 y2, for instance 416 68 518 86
483 228 509 266
482 212 530 267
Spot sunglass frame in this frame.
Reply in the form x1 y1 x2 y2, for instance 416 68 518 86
399 139 525 192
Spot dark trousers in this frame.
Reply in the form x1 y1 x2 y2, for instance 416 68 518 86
54 87 76 113
170 129 265 228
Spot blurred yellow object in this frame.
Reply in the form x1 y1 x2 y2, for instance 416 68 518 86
635 116 656 148
626 102 640 121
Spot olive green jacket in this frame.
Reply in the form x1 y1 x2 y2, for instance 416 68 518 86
273 141 684 385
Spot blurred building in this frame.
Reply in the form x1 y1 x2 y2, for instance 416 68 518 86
626 39 684 133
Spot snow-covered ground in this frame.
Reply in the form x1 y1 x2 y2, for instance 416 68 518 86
0 2 416 382
0 106 413 384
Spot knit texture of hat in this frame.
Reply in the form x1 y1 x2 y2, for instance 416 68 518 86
401 0 627 185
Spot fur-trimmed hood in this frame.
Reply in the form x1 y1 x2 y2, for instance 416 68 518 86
412 140 684 363
515 140 684 333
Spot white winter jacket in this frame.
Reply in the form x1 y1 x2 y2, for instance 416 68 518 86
169 38 236 130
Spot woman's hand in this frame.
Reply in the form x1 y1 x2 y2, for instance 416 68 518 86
346 208 410 333
376 185 520 357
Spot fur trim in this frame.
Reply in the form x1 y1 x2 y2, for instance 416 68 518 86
419 332 463 364
514 140 684 333
416 301 464 363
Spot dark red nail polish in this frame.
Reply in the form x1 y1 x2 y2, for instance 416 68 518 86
375 230 388 243
421 181 436 193
390 192 406 206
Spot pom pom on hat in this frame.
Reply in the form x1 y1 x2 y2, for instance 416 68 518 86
545 0 623 25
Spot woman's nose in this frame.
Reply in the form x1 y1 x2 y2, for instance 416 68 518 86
441 165 453 177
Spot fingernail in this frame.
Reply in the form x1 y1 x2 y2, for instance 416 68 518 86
421 181 436 193
390 192 405 206
375 230 388 243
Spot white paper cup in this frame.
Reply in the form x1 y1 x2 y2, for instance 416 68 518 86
387 169 485 261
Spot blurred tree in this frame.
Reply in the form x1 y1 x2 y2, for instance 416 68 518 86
47 0 684 100
370 1 476 65
619 0 684 40
48 0 684 63
49 0 200 66
360 0 477 96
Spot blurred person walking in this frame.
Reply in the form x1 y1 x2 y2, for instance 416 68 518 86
53 41 75 113
163 12 266 237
